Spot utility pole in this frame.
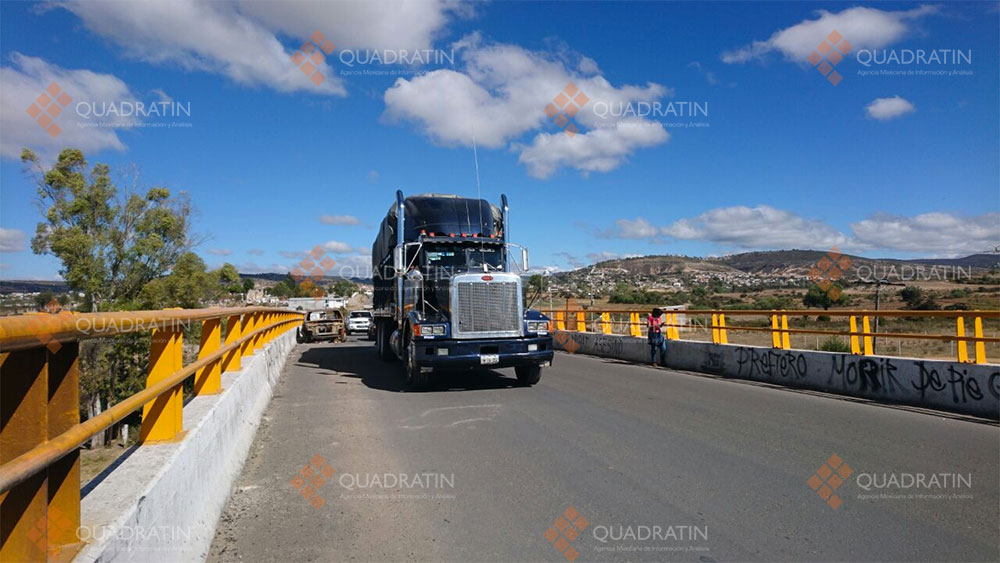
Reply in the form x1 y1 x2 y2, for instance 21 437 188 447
870 278 904 353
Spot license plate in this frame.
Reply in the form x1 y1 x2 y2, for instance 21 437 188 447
480 354 499 365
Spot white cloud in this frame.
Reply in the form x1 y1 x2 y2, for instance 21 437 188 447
0 53 136 160
865 95 915 120
850 213 1000 256
239 1 463 53
515 121 668 179
62 1 467 98
662 206 851 249
62 0 346 96
722 5 936 64
598 206 999 257
383 34 670 177
207 248 232 256
367 170 379 183
279 250 306 259
320 240 355 254
0 228 27 252
600 206 850 249
319 214 362 226
248 248 264 256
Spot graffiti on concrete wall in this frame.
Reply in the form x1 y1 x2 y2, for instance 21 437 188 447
912 361 1000 404
735 347 808 380
828 355 903 394
591 334 624 358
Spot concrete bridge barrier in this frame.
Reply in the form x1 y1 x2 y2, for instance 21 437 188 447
75 329 297 562
552 331 1000 420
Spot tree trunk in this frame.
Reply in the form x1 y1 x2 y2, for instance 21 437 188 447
88 395 106 448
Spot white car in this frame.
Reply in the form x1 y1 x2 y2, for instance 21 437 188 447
346 310 372 335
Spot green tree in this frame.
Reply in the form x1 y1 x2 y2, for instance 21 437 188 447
803 286 835 310
242 277 255 293
329 279 357 297
900 286 923 308
24 148 194 311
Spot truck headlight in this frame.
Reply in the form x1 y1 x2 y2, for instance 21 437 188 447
419 324 447 336
526 321 548 333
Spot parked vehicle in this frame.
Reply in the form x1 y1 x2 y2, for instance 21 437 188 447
297 309 346 344
371 191 553 388
347 310 373 335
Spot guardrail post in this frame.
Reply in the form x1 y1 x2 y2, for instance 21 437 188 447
194 318 222 395
718 314 728 345
222 314 242 372
1 347 49 562
629 313 641 337
140 324 183 443
862 316 874 355
575 311 585 332
780 315 791 350
973 316 986 364
241 312 257 357
770 315 781 348
600 312 611 334
46 342 81 558
555 311 565 331
956 317 969 363
711 314 720 344
849 316 861 354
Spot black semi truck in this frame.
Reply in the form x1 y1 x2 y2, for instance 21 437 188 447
371 191 553 388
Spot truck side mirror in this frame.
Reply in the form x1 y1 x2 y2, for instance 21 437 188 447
521 248 529 272
393 246 405 275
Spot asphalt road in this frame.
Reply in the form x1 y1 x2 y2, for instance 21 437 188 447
207 338 1000 562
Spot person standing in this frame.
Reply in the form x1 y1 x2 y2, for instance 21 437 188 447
647 307 666 365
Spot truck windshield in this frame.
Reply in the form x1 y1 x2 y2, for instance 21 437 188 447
424 244 504 273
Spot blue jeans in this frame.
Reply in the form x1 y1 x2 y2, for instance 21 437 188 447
649 333 665 364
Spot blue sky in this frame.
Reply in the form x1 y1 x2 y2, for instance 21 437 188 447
1 1 998 280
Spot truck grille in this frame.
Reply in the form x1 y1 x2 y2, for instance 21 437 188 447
455 281 520 336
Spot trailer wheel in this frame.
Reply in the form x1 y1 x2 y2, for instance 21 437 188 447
403 327 429 389
515 365 542 386
377 320 395 361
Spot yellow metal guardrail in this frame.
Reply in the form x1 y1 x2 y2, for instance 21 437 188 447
542 308 1000 365
0 307 302 562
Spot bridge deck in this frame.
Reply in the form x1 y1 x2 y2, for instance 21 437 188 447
208 339 999 562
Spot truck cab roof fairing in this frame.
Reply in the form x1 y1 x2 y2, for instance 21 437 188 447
372 194 502 273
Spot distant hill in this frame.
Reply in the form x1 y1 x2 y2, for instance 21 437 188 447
586 250 998 278
0 280 71 294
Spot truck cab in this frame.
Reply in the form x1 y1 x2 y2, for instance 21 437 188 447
371 192 553 388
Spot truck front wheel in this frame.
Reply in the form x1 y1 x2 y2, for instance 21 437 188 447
515 365 542 386
403 328 429 389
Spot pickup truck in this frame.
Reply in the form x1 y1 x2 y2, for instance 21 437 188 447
296 309 347 344
347 310 373 335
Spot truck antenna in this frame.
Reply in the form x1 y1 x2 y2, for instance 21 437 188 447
472 124 488 269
